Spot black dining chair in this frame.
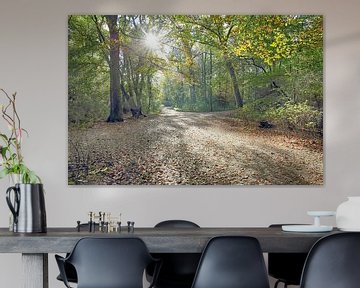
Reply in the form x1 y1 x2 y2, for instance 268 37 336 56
147 220 201 288
268 224 308 288
300 232 360 288
56 223 99 284
191 236 270 288
55 237 160 288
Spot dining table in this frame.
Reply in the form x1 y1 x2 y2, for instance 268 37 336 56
0 226 339 288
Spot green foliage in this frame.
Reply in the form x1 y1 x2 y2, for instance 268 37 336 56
266 101 322 132
0 163 41 184
68 14 323 136
234 15 323 66
237 98 322 134
234 16 295 65
236 96 284 122
0 89 41 184
68 16 110 125
69 15 166 124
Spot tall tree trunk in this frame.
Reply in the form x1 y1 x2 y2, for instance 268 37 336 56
189 68 196 106
105 15 123 122
180 40 197 106
138 74 145 107
224 55 243 108
125 55 139 107
147 75 152 112
180 81 185 107
120 84 132 112
209 51 213 112
202 52 207 109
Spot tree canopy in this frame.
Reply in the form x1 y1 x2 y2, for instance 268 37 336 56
68 14 323 134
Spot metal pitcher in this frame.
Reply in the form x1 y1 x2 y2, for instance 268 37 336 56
6 183 47 233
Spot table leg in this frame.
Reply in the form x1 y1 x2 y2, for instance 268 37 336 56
22 253 48 288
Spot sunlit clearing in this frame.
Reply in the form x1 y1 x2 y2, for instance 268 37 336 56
144 32 161 50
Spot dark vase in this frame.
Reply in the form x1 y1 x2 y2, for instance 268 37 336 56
6 183 47 233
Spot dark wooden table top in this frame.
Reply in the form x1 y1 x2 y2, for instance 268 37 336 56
0 227 340 254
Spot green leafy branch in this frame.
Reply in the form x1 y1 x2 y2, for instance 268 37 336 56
0 88 41 183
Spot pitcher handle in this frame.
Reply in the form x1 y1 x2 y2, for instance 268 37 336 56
6 186 20 224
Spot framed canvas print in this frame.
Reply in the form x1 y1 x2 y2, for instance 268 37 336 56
68 15 323 185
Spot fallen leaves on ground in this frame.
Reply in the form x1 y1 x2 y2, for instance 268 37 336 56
68 108 323 185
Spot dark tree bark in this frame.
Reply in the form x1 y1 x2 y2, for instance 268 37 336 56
201 52 207 108
105 15 123 122
124 55 139 107
225 55 243 108
189 68 197 105
120 84 131 112
209 51 213 112
147 74 153 112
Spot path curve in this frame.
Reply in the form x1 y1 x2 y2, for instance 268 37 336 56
68 107 323 185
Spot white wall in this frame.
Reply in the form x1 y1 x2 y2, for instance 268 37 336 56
1 0 360 287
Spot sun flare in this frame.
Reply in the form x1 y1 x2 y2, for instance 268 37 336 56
144 32 161 50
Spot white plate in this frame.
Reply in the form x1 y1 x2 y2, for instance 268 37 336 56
307 211 336 217
338 227 360 232
282 225 333 232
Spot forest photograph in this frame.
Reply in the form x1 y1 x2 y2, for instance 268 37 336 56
68 15 323 185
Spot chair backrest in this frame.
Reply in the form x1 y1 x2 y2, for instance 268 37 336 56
151 220 201 286
300 232 360 288
155 219 200 228
191 236 270 288
268 224 308 285
66 237 154 288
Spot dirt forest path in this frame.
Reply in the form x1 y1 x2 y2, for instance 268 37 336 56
69 107 323 185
